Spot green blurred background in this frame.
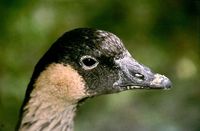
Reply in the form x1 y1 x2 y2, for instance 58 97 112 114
0 0 199 131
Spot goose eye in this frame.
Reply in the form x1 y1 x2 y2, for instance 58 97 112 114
80 55 99 70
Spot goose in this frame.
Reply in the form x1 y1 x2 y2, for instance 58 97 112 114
16 28 171 131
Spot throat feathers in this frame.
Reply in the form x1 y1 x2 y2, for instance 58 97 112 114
19 64 87 131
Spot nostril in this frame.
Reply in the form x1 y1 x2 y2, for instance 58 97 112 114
134 73 144 80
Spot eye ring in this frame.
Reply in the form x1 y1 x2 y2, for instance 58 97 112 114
80 55 99 70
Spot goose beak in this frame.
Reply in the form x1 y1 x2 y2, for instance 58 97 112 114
113 54 172 90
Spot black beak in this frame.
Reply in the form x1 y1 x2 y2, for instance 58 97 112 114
113 53 172 90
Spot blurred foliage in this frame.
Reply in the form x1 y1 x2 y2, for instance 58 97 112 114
0 0 199 131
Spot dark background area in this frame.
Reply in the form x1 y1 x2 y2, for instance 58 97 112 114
0 0 199 131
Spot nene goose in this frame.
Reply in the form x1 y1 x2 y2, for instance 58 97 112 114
16 28 171 131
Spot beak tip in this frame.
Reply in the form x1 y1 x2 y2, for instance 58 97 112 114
162 78 172 89
152 74 172 89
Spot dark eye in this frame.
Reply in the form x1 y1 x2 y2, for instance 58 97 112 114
80 55 99 70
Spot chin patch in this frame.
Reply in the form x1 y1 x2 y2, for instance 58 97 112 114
32 63 89 103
